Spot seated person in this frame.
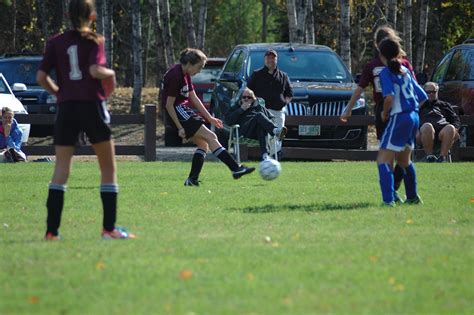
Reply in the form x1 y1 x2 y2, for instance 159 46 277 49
0 107 27 162
225 88 287 160
416 82 461 162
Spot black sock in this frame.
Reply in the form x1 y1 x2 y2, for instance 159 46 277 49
394 164 404 191
101 184 118 232
213 147 239 171
189 149 206 180
46 184 66 236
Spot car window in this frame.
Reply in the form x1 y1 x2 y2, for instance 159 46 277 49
247 50 351 82
463 49 474 80
0 59 56 85
223 50 243 74
431 51 453 83
445 50 466 81
192 64 223 84
0 77 8 93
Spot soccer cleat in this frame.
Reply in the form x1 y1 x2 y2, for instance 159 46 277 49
382 201 397 207
102 227 136 240
184 178 201 187
437 156 447 163
394 191 405 204
232 165 256 179
405 195 424 205
277 126 288 141
425 155 437 163
44 232 61 241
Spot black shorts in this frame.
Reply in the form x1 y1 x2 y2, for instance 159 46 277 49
175 104 205 138
54 101 112 146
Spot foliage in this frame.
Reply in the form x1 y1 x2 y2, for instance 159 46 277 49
1 161 473 314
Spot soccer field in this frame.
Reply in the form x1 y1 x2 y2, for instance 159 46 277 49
1 161 473 314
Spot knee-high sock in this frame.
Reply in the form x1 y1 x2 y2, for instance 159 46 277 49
393 164 404 191
378 163 394 203
403 163 418 200
189 148 206 180
213 147 239 171
46 184 66 235
101 184 119 232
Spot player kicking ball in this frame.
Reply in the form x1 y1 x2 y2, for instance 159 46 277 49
37 0 135 240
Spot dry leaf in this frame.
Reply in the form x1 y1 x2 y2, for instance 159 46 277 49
180 269 193 280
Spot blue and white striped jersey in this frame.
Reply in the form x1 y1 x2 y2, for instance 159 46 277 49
380 65 427 116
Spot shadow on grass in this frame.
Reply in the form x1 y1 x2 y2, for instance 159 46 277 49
231 202 372 214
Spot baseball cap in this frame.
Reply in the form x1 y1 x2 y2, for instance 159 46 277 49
264 49 278 57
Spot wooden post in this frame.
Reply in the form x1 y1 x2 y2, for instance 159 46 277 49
144 104 157 161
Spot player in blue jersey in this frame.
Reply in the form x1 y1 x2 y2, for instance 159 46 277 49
377 38 428 206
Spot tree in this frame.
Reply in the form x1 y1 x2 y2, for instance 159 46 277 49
131 0 142 114
305 0 314 44
287 0 308 43
196 0 207 49
149 0 168 85
387 0 397 27
261 0 268 42
161 0 175 64
415 0 429 73
340 0 351 71
403 0 413 61
182 0 197 47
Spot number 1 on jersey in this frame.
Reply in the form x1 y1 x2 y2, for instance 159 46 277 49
67 45 83 80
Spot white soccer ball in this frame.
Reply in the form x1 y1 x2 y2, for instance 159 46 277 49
259 158 281 181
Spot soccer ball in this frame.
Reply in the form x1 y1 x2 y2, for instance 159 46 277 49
259 158 281 181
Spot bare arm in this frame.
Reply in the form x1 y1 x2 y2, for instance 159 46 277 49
382 95 394 122
89 65 115 80
165 96 186 138
36 70 59 96
340 85 364 122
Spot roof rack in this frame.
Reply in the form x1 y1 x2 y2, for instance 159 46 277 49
463 39 474 44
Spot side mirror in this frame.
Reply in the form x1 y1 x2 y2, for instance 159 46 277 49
219 72 238 82
12 83 27 92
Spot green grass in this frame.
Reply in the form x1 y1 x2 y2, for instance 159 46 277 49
1 161 473 315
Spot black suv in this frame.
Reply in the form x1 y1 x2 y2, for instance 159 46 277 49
211 43 367 149
431 39 474 146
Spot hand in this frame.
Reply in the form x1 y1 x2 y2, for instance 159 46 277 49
102 74 116 98
178 128 186 139
240 101 251 111
284 96 292 104
340 108 352 123
381 110 389 122
210 117 223 129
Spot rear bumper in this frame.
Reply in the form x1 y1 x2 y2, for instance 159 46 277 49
283 125 368 149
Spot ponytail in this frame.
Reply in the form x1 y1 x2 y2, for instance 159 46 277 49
387 58 402 75
69 0 102 45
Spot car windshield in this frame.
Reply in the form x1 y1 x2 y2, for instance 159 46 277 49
0 76 9 94
0 60 56 86
247 50 351 82
192 64 223 84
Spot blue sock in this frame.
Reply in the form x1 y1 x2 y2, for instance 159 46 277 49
403 163 418 200
378 163 394 203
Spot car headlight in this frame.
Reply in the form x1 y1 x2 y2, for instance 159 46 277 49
351 98 365 111
47 94 57 104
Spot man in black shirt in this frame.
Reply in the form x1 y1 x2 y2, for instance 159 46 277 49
247 49 293 154
417 82 461 162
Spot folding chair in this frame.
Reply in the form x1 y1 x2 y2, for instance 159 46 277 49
228 124 278 164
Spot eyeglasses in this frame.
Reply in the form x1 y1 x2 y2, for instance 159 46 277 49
241 96 253 100
425 90 437 94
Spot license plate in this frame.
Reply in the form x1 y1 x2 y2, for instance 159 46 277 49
203 93 212 103
298 125 320 136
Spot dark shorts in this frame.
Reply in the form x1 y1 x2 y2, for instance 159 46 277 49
175 104 205 138
54 101 112 146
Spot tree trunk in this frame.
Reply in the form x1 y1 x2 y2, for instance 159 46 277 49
143 14 152 86
103 0 113 67
131 0 142 114
340 0 351 72
12 0 16 50
149 0 168 85
62 0 69 30
403 0 413 62
415 0 429 73
96 0 105 35
196 0 207 49
287 0 297 42
387 0 397 27
306 0 315 44
161 0 175 64
182 0 197 47
295 0 308 43
37 0 48 40
261 0 268 42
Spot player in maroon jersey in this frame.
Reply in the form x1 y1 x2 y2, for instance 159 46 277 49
340 25 416 203
37 0 135 240
162 48 255 186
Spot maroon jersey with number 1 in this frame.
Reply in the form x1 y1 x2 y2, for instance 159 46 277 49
39 30 107 103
